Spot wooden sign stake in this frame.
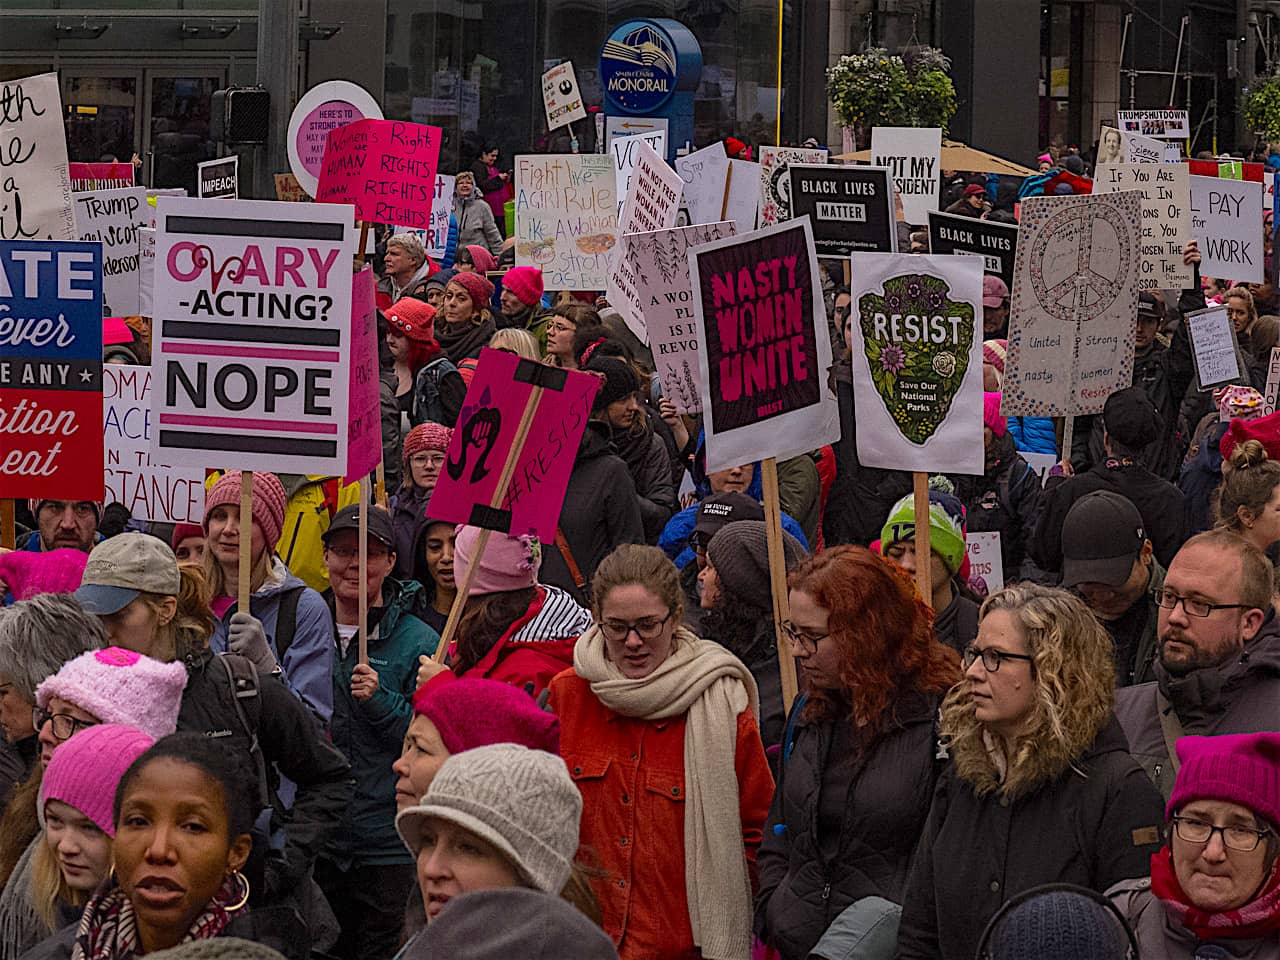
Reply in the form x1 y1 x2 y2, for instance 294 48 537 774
0 500 14 550
355 221 370 268
238 471 253 611
761 457 798 713
719 162 734 222
913 471 933 602
358 477 369 665
374 462 389 509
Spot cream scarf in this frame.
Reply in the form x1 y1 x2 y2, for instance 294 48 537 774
574 624 759 960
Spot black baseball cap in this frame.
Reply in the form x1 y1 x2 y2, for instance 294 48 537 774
322 504 395 549
1061 491 1146 588
1103 386 1162 450
692 492 764 543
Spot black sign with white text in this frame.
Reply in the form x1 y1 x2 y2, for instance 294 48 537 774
786 164 894 256
927 211 1018 290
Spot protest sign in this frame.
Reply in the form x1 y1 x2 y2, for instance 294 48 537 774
1002 191 1142 417
274 173 310 203
611 129 668 217
1092 163 1193 290
1 72 75 242
70 162 135 192
1185 304 1245 390
317 119 442 229
514 154 618 289
197 157 239 199
1118 109 1190 139
689 217 839 472
788 164 895 256
345 266 380 483
675 142 729 224
541 61 587 131
966 532 1004 593
427 349 600 540
758 146 828 226
102 365 205 523
870 127 942 226
927 212 1019 290
151 197 355 474
138 227 156 319
423 175 454 259
1189 175 1264 283
1265 347 1280 416
287 80 383 196
73 187 149 317
846 252 984 474
724 159 762 234
628 221 736 414
0 240 103 499
1098 125 1164 165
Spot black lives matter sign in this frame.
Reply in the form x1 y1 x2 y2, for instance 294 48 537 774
927 211 1018 290
786 164 894 256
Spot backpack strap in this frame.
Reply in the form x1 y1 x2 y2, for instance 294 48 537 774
273 586 306 662
554 527 587 595
1156 689 1185 774
218 653 271 810
780 692 810 768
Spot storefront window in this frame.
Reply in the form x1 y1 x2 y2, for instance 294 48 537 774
1039 2 1083 154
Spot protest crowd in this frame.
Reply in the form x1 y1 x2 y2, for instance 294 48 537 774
5 57 1280 960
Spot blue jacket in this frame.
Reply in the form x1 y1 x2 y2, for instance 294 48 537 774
1007 416 1058 455
659 501 808 570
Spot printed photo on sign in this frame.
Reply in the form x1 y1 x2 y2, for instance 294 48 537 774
1 72 75 241
515 154 618 290
926 212 1018 291
1117 109 1190 140
870 126 942 226
788 164 895 256
757 146 828 226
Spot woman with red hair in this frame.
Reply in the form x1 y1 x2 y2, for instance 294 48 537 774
754 546 960 960
385 297 465 431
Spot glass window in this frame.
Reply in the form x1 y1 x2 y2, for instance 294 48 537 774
64 75 138 163
149 75 220 192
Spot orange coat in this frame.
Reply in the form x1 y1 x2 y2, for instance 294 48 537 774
548 669 775 960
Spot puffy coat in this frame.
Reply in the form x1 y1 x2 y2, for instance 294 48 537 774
951 432 1041 583
756 693 942 960
894 717 1165 960
389 485 433 582
452 195 502 256
1109 876 1280 959
611 418 678 543
324 579 439 868
1115 609 1280 800
1006 415 1057 455
459 585 592 694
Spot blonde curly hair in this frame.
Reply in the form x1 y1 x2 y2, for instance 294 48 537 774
940 584 1115 798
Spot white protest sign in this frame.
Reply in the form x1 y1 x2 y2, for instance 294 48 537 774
74 187 150 317
397 174 454 260
152 196 355 473
1185 304 1245 390
1099 125 1164 165
1265 347 1280 416
847 252 985 474
611 130 668 217
138 227 156 318
103 365 206 523
1023 451 1059 484
514 154 618 289
966 531 1004 593
608 138 684 336
725 159 761 235
541 61 587 132
675 142 730 225
1 72 75 241
870 127 942 226
1189 175 1264 284
1117 109 1189 140
1092 164 1192 290
758 146 828 226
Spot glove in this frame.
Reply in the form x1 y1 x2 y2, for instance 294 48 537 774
228 612 278 673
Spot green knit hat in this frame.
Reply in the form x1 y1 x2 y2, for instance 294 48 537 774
880 478 968 574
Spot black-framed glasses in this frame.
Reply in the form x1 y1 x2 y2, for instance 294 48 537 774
599 612 672 642
1172 816 1272 852
781 620 830 656
1153 588 1251 619
32 706 97 743
962 646 1035 672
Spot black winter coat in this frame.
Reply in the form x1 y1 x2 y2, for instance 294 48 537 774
894 716 1165 960
950 433 1041 582
757 693 941 960
611 417 678 543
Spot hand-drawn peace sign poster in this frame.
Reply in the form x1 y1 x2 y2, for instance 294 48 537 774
847 252 985 474
425 348 600 539
1002 191 1142 417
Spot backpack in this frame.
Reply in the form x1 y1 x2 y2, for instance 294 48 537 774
412 356 460 426
217 652 272 809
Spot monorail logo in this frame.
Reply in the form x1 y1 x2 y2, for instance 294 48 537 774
601 22 678 113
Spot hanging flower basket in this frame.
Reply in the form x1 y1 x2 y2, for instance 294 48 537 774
826 46 958 144
1244 75 1280 141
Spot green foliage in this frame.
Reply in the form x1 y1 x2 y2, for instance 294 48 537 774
826 46 958 134
1245 75 1280 141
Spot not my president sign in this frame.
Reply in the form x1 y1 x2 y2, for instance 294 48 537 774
786 164 895 255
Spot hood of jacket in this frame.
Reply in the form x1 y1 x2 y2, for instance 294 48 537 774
576 420 615 463
1156 609 1280 725
256 555 309 599
689 429 764 499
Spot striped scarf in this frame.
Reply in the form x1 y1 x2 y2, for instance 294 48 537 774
1151 846 1280 941
71 876 244 960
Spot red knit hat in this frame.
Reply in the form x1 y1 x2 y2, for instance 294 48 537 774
415 677 560 755
448 272 494 310
464 245 497 274
386 297 437 343
202 470 288 548
724 137 747 158
982 338 1007 374
170 522 204 551
1167 732 1280 828
1220 410 1280 462
402 422 453 460
503 266 544 308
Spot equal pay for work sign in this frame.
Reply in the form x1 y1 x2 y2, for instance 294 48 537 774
152 197 355 474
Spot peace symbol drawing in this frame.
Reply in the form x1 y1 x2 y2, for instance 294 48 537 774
1028 200 1133 323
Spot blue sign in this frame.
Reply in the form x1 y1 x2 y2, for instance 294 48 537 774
600 19 703 160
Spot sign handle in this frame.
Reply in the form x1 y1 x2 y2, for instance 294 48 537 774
355 221 371 268
912 471 933 603
0 500 14 550
719 161 734 222
358 477 369 665
238 471 253 612
375 462 389 509
432 385 546 664
760 458 798 714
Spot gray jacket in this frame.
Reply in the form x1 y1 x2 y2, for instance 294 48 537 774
452 195 502 256
1109 877 1280 959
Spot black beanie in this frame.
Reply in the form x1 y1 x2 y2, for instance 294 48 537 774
705 520 806 610
585 354 641 410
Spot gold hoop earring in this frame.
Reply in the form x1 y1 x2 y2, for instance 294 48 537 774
108 864 117 886
225 870 250 911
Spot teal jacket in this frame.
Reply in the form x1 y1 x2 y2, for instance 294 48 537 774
324 579 439 869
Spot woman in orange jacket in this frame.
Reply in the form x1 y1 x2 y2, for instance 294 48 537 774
549 544 774 960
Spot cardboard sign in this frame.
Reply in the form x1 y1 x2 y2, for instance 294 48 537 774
137 226 157 321
1185 304 1245 390
788 164 895 256
1118 109 1190 140
1189 175 1264 283
73 187 149 317
758 146 828 226
870 127 942 226
1 72 75 242
103 365 205 522
317 118 442 229
611 130 668 217
197 157 239 200
287 80 383 196
426 349 600 539
345 266 380 483
514 154 618 290
966 531 1004 593
1002 191 1142 417
151 197 355 473
927 212 1018 290
847 252 985 474
689 217 839 472
675 142 730 225
541 61 587 132
274 173 311 203
1092 164 1193 290
70 162 135 192
0 240 103 498
629 221 736 414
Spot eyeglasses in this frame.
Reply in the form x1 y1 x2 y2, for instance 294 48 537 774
326 545 391 562
1153 589 1251 619
599 612 672 642
781 620 830 656
833 304 851 317
962 646 1035 672
32 706 97 743
409 453 446 468
1172 816 1272 852
547 320 575 334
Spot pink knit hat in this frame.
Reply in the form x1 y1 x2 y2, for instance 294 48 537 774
984 392 1007 436
38 724 155 836
0 549 87 600
37 647 188 741
503 266 544 308
203 470 288 548
448 271 494 310
453 525 541 595
982 338 1007 375
1167 732 1280 828
417 678 560 755
464 245 497 275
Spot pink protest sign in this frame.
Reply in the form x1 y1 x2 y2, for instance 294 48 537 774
316 118 442 229
427 349 600 540
344 266 380 483
70 162 135 192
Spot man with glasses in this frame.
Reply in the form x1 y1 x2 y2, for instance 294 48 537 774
1116 529 1280 799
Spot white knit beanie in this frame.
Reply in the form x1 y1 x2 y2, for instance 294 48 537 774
395 743 581 895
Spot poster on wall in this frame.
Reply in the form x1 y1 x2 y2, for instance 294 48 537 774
514 154 618 290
